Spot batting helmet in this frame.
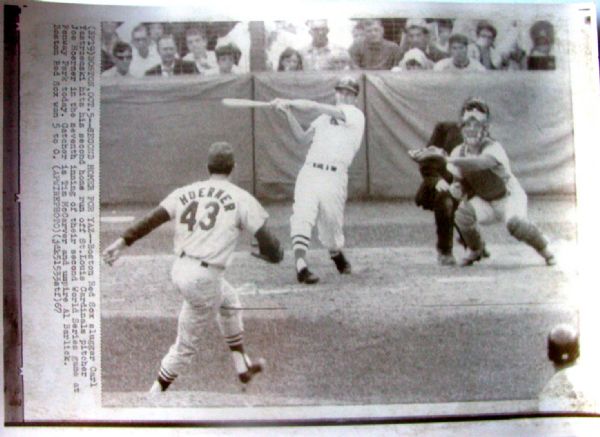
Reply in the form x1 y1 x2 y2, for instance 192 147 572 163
335 76 360 96
547 323 580 366
207 141 235 175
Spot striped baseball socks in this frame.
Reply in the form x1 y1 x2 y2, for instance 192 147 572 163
225 333 249 374
225 333 264 383
292 234 310 270
152 366 177 392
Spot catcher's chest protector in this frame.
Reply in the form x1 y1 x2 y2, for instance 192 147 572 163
460 143 507 201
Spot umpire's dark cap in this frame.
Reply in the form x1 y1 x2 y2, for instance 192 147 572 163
335 76 360 96
547 323 580 366
208 142 235 174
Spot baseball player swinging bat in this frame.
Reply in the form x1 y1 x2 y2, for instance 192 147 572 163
222 98 274 109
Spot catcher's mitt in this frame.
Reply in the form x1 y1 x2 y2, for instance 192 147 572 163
408 146 448 166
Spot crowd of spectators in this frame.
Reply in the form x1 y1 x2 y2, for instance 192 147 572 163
101 18 559 80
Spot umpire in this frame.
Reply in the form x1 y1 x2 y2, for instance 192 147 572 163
414 122 462 265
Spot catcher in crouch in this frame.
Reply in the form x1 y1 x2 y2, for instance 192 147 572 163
442 97 556 267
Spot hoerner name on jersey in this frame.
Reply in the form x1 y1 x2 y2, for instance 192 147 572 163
178 186 236 211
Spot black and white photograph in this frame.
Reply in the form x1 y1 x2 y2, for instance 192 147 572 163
5 0 600 432
98 10 588 412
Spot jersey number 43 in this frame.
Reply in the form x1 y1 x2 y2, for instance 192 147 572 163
180 201 220 232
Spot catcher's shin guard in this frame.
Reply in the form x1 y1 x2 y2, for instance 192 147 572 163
506 217 547 252
454 201 483 251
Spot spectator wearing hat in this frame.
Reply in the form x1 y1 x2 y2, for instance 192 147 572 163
102 42 134 79
527 20 556 70
277 47 304 71
399 18 448 64
469 20 503 70
183 27 218 75
300 20 350 71
391 48 433 71
215 44 242 75
538 324 600 412
433 33 486 72
145 34 199 77
349 19 402 70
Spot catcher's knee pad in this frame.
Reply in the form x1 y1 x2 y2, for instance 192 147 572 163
506 217 547 251
455 201 477 230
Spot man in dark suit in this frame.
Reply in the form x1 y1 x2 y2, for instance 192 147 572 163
145 34 199 77
414 122 463 265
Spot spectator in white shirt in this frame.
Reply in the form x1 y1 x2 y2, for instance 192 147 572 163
183 27 218 75
300 20 350 71
433 33 486 72
129 24 161 78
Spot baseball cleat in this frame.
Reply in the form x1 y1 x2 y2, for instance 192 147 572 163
460 248 487 267
297 267 320 284
331 252 352 274
538 247 556 266
238 358 266 384
437 252 457 266
148 380 166 398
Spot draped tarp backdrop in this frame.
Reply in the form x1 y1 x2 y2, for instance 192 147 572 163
366 72 575 198
100 71 575 204
100 75 253 204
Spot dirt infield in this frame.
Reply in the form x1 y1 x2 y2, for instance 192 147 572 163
100 196 579 411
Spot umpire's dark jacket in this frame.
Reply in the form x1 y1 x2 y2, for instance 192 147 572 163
415 122 463 210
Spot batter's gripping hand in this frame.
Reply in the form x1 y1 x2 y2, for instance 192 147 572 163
102 237 127 266
271 98 291 114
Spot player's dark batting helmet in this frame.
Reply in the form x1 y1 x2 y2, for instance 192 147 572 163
547 323 580 366
335 77 360 96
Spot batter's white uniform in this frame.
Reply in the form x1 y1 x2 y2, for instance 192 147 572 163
450 140 528 225
158 178 268 378
291 104 365 250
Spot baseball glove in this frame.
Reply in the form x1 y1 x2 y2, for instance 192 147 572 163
408 146 448 166
252 227 284 264
251 246 284 263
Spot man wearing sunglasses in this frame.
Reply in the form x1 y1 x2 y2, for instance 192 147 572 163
101 41 134 79
445 97 556 267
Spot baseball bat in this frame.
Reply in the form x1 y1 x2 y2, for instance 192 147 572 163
222 98 274 109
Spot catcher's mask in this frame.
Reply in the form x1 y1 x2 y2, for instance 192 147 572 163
460 98 490 144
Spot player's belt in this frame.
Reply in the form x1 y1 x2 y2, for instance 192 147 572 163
311 162 337 172
180 252 225 270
